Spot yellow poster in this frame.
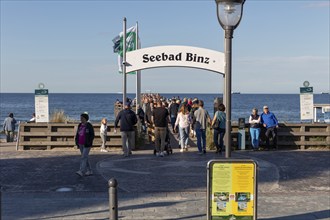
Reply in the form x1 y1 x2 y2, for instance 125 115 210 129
210 162 255 220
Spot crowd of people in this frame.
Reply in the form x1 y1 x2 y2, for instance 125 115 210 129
2 94 279 178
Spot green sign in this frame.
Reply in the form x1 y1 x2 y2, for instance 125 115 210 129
35 89 49 95
300 87 313 94
207 160 258 220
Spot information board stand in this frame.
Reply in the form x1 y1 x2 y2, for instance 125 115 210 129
207 159 258 220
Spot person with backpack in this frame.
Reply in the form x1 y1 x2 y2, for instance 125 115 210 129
211 104 226 154
75 113 95 177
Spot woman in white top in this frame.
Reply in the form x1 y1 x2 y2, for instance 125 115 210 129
174 105 191 152
100 118 108 152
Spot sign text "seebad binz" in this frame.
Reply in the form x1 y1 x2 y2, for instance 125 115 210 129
143 52 210 64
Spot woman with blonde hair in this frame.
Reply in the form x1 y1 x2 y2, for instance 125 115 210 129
100 118 108 152
174 105 191 152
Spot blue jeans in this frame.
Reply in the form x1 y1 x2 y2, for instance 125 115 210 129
195 128 206 152
179 126 190 149
170 117 176 130
78 145 92 173
213 128 225 150
250 128 260 149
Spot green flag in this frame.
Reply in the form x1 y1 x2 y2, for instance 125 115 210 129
112 25 137 74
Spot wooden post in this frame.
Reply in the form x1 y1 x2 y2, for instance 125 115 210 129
300 125 305 150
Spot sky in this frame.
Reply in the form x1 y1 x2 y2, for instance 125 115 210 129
0 0 329 94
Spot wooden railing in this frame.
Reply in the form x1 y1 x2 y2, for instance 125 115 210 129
17 122 329 150
147 123 330 150
231 123 330 149
17 123 122 150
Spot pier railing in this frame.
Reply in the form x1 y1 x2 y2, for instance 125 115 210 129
17 122 329 150
232 123 330 149
17 123 122 150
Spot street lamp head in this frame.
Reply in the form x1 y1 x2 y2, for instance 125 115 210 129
215 0 245 30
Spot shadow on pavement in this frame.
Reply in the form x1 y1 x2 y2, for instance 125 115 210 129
260 209 330 220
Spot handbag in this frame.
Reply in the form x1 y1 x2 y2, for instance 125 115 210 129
212 118 220 130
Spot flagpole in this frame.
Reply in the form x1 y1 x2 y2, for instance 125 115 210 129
122 17 127 106
136 22 141 113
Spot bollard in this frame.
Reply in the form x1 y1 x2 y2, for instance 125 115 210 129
108 178 118 220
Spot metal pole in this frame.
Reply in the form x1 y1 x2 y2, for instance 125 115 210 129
136 22 141 112
224 26 233 158
122 17 127 106
108 178 118 220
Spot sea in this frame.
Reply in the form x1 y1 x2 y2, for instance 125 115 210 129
1 93 329 125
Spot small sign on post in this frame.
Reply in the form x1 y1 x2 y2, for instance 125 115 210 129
300 81 313 121
207 159 258 220
35 83 49 123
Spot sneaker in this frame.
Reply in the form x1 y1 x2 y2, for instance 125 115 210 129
160 152 164 157
100 149 108 152
75 171 83 177
85 170 93 176
180 149 184 152
156 152 160 157
203 150 206 154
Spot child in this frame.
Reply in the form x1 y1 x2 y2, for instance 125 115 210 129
100 118 108 152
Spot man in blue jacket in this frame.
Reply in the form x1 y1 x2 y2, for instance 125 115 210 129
114 102 138 157
260 106 279 150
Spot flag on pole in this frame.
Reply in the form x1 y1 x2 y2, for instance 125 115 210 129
112 25 137 74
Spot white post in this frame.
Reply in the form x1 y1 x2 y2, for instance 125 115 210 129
122 17 127 105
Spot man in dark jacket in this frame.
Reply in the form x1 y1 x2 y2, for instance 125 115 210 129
75 113 95 177
152 101 169 157
168 99 179 132
2 113 17 142
114 102 138 157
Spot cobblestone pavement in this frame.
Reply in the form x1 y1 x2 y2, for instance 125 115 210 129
1 142 329 220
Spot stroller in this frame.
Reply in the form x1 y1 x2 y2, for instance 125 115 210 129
153 127 173 155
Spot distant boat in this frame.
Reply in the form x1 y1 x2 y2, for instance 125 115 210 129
232 92 241 94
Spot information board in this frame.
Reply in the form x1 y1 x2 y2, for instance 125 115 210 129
35 89 49 122
300 87 313 120
207 160 257 220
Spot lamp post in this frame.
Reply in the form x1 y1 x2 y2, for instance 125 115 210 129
215 0 245 158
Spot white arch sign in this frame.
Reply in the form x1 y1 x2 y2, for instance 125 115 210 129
126 45 225 74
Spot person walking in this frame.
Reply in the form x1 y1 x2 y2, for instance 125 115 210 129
260 106 279 150
3 113 17 142
75 113 95 177
211 104 226 154
193 100 211 155
114 102 138 157
168 99 179 132
249 108 261 151
152 101 169 157
189 99 199 138
100 118 108 152
136 104 146 132
174 105 191 152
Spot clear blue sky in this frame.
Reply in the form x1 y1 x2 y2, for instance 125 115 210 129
1 0 329 94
